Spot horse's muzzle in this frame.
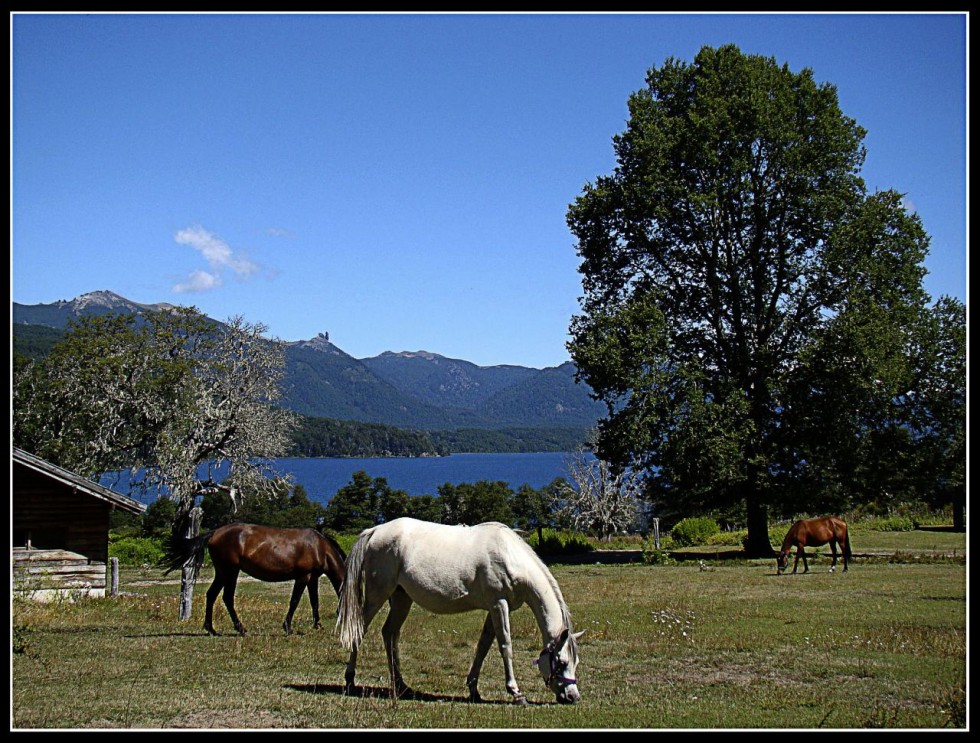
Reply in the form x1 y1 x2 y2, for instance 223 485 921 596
556 684 581 704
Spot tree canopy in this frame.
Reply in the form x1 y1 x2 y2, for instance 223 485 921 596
13 307 297 515
566 45 965 554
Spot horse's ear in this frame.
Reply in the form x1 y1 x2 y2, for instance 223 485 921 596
572 630 585 641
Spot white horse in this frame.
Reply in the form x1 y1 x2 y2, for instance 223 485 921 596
336 517 583 705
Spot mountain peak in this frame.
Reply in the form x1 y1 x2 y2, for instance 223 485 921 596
290 332 341 354
77 289 127 304
14 290 177 328
74 290 176 311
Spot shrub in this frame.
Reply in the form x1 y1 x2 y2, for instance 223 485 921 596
670 517 720 547
904 508 953 528
109 537 165 567
590 533 647 550
527 528 593 556
769 525 789 546
705 530 746 547
642 543 675 565
858 515 917 532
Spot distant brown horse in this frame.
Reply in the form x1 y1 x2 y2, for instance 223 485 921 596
776 517 851 575
164 523 346 635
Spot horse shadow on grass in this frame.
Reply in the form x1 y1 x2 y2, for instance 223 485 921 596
122 631 208 639
285 683 542 706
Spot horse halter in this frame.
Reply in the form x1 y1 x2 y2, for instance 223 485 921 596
776 551 789 572
534 632 577 688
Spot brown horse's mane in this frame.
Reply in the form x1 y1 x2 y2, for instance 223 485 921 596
316 527 347 561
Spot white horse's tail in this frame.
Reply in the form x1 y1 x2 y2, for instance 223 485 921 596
336 527 373 650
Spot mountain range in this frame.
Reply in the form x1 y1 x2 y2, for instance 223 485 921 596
13 290 606 432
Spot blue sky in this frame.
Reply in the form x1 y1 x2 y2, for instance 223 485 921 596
11 12 968 369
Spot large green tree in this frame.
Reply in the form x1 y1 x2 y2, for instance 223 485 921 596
912 298 967 529
841 295 965 527
566 45 957 556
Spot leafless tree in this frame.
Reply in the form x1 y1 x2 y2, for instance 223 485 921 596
553 444 641 541
14 307 297 618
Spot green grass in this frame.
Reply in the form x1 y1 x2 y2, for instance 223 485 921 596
12 532 966 730
843 526 965 555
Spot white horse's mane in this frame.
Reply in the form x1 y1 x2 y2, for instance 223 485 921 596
500 524 578 658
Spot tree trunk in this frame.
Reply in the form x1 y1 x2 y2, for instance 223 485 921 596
178 506 202 621
743 495 774 558
741 390 776 559
953 497 965 532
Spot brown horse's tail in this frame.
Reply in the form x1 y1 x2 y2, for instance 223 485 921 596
160 529 213 575
842 521 853 560
336 527 374 651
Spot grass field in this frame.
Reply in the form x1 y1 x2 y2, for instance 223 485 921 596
11 528 966 730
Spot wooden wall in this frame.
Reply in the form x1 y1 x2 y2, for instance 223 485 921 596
12 547 108 599
12 461 115 597
13 463 114 561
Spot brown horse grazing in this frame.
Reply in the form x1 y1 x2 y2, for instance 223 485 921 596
164 523 346 636
776 517 851 575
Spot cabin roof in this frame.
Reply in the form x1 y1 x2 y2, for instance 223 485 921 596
13 447 147 515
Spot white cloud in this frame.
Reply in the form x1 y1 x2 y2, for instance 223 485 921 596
172 225 261 293
173 269 221 294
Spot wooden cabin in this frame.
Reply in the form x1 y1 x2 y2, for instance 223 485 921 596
12 447 146 601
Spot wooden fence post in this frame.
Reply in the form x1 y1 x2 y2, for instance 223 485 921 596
651 518 660 549
110 556 119 597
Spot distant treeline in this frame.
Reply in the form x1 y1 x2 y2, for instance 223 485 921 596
290 416 451 457
429 427 591 454
290 415 590 457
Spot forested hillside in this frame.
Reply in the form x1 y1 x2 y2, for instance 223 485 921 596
290 416 450 457
13 294 600 455
361 351 538 409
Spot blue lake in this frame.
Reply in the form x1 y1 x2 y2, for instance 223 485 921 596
108 452 581 507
